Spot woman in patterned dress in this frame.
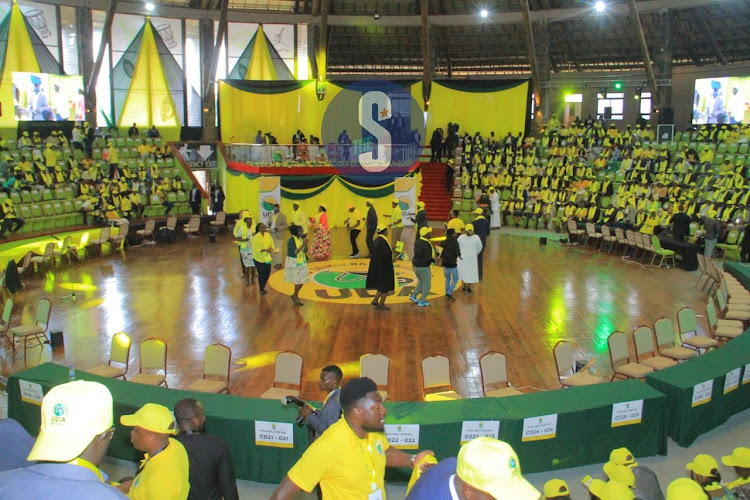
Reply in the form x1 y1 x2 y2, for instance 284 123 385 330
308 205 331 260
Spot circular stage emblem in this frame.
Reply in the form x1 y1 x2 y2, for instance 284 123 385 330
321 80 425 183
268 259 447 305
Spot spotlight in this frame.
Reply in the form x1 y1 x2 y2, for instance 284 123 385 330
594 1 605 13
145 2 155 11
480 9 489 18
634 86 642 100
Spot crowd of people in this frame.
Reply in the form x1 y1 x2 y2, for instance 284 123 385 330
0 123 198 239
445 119 750 258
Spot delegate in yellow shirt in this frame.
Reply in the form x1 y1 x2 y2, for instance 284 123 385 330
447 217 465 233
391 205 403 228
288 417 390 500
128 438 190 500
251 231 275 263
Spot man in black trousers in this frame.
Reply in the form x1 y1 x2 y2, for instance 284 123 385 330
472 207 490 281
365 199 378 257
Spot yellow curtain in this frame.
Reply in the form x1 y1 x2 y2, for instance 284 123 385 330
412 81 529 138
219 81 342 144
0 2 41 132
118 21 181 141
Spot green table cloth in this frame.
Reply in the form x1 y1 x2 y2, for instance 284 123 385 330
646 332 750 447
9 363 667 483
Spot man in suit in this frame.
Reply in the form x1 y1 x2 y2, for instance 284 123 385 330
270 203 289 269
189 184 201 215
298 365 343 441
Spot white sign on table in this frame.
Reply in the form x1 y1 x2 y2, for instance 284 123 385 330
384 424 420 449
691 380 713 407
611 399 644 428
743 364 750 385
255 421 294 448
724 368 742 394
19 380 44 406
460 420 500 445
521 414 558 442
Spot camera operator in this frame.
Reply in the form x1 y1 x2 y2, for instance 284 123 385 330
298 365 343 442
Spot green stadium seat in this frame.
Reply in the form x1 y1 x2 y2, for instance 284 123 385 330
42 202 54 217
739 143 749 155
31 203 42 218
728 143 739 154
10 191 21 204
126 138 134 148
673 132 682 141
63 200 74 213
20 191 32 203
43 189 53 201
6 139 17 150
165 157 175 168
117 138 126 148
74 149 84 161
120 148 130 159
54 188 65 200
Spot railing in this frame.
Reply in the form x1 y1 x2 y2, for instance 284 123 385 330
224 143 422 167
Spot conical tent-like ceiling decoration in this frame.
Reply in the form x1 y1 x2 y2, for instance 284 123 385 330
227 25 294 81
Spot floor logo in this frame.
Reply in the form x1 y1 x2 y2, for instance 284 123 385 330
268 259 446 304
321 80 425 183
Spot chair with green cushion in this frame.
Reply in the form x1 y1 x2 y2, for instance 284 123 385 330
716 229 740 258
10 191 21 204
728 143 739 154
31 189 42 202
54 188 65 200
650 236 675 267
739 143 749 155
42 189 53 201
165 157 175 168
717 143 727 153
674 131 682 141
74 149 83 161
20 191 32 203
92 149 102 160
126 138 134 148
677 307 718 354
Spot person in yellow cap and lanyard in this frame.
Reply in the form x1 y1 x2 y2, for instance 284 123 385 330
412 201 428 232
251 222 276 295
723 446 750 496
410 226 435 307
389 199 404 250
0 381 126 499
118 403 190 499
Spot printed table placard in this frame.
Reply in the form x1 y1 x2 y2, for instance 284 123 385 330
691 380 713 407
19 380 43 406
384 424 420 449
611 400 644 428
521 414 558 442
460 420 500 445
724 368 741 394
255 421 294 448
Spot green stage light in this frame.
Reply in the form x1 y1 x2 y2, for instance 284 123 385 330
613 82 623 90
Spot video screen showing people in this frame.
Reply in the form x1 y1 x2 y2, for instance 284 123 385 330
692 76 749 125
12 72 86 121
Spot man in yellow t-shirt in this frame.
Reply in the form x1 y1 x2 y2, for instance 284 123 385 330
346 203 363 258
251 222 276 295
118 403 190 500
270 378 434 500
389 198 404 249
446 209 465 234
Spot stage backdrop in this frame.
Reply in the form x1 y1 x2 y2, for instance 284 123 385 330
411 80 529 139
218 79 529 145
219 147 421 229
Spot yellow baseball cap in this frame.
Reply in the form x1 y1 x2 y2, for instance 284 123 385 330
687 454 719 476
120 403 177 434
722 447 750 468
417 201 425 208
604 462 635 488
366 199 373 205
609 447 638 467
474 208 484 215
27 381 113 462
456 438 540 500
392 198 399 204
589 479 635 500
543 479 570 498
347 203 354 210
465 223 474 232
419 226 432 237
666 478 708 500
377 224 388 232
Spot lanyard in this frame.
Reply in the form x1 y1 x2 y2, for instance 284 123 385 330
68 458 106 482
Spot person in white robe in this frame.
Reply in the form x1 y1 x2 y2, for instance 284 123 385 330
457 224 483 293
489 187 501 228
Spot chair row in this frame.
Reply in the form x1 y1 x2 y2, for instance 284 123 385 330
568 221 676 268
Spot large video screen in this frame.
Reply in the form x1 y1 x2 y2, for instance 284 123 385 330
692 76 749 125
12 72 86 121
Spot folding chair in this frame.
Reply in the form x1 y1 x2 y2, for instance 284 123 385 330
677 307 718 353
479 351 523 397
10 298 52 364
1 298 14 352
130 338 168 387
633 325 676 370
552 340 604 387
360 353 390 402
421 354 462 401
187 343 232 394
87 332 132 379
260 351 303 399
608 331 654 380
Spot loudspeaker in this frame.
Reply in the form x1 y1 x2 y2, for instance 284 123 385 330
660 107 675 124
604 107 612 120
50 330 64 348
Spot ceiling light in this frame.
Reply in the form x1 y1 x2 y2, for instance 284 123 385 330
145 2 155 11
594 1 605 13
480 9 489 18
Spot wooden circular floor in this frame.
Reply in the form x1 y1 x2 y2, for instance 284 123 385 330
1 226 708 402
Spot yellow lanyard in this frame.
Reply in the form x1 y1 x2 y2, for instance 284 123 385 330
68 458 105 482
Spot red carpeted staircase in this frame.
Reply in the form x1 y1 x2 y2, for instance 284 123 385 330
419 162 452 221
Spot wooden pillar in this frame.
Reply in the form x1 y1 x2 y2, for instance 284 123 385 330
201 0 228 142
520 0 545 134
420 0 431 109
653 9 674 112
76 7 96 126
627 0 659 116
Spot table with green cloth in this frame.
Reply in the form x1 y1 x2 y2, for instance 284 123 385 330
724 261 750 289
645 332 750 447
9 363 668 483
